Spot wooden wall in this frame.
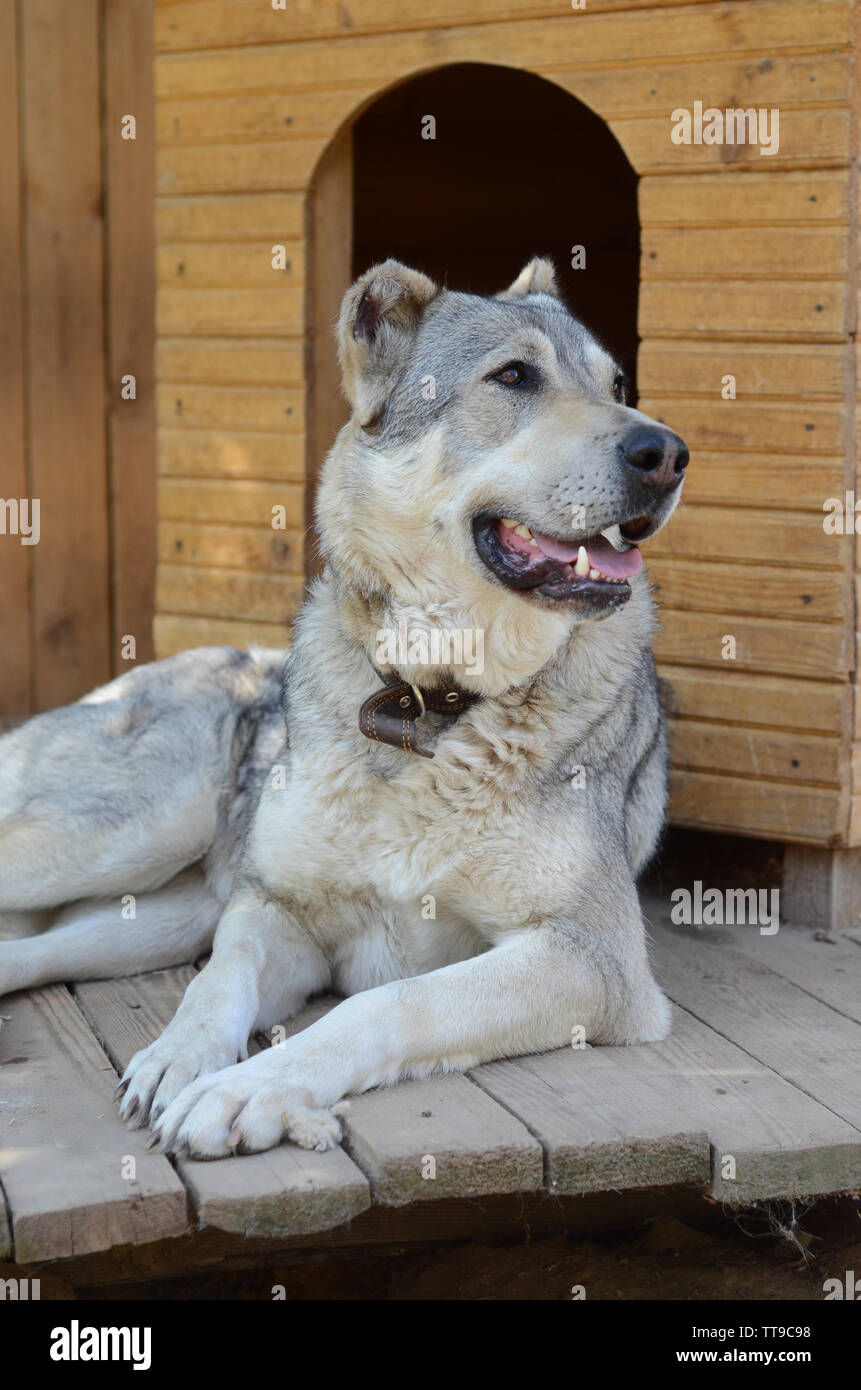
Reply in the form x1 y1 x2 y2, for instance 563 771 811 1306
0 0 156 722
152 0 856 848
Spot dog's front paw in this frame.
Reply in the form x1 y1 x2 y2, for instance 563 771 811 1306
117 1027 245 1129
147 1054 347 1158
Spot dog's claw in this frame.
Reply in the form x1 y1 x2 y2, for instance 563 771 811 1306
113 1079 129 1101
144 1130 161 1152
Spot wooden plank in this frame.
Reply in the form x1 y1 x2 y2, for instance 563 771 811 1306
648 556 843 622
669 718 841 786
159 522 302 573
342 1075 544 1205
658 665 849 734
153 5 853 99
157 139 321 195
0 0 30 718
154 612 289 656
21 0 111 709
158 428 305 480
668 768 842 845
157 286 302 335
158 86 375 145
156 53 849 143
0 984 187 1263
638 342 844 401
614 107 850 175
75 971 371 1240
157 336 303 385
640 280 845 341
473 1003 861 1203
157 240 304 286
305 124 352 575
668 452 844 510
156 191 302 241
104 0 157 674
645 903 861 1135
157 383 303 432
156 563 303 623
642 399 843 454
640 170 848 227
654 611 848 679
158 477 303 526
647 506 842 567
154 0 729 52
722 922 861 1021
643 226 846 280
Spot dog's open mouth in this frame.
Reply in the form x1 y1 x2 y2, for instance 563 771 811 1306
473 515 645 606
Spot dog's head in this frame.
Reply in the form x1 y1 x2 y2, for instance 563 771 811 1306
317 259 687 691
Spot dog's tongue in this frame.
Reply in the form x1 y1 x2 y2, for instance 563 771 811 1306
532 530 643 579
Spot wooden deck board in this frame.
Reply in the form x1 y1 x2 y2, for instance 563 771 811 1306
342 1074 543 1206
74 972 370 1241
0 985 188 1264
4 898 861 1266
644 900 861 1137
706 919 861 1025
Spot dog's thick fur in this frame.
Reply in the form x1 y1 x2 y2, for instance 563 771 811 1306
0 259 687 1157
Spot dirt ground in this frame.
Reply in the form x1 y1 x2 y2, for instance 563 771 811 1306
75 1197 861 1301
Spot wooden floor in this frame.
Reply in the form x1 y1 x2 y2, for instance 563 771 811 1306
2 892 860 1275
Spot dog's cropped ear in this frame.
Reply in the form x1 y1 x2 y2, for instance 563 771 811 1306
496 257 560 301
337 260 439 427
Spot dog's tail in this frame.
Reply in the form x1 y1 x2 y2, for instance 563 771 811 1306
0 645 285 914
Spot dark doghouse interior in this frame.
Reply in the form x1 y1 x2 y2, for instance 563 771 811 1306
352 62 640 394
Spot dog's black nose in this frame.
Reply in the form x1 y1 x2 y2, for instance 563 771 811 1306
620 427 688 490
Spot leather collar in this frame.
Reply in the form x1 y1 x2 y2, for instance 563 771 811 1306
358 674 480 758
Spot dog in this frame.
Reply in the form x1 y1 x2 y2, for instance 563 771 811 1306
0 257 688 1157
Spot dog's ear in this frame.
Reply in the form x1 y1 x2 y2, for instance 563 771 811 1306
496 257 560 301
337 260 439 426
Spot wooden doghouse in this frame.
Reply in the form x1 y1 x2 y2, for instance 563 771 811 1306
151 0 857 927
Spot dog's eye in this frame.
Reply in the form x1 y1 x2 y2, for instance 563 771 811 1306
489 361 530 388
612 372 626 403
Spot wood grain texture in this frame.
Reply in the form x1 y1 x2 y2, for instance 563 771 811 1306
158 428 304 480
474 1003 861 1203
0 984 187 1263
668 769 842 843
154 612 289 655
658 665 848 734
20 0 111 710
638 342 844 401
103 0 157 672
154 0 731 53
75 971 370 1240
343 1075 544 1205
157 336 303 385
645 901 861 1134
640 170 848 227
0 0 30 718
153 4 852 99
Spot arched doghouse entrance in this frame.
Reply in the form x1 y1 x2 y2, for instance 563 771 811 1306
305 62 639 564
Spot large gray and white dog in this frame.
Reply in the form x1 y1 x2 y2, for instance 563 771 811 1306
0 258 688 1157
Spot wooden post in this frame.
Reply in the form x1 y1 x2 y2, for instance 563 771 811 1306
782 846 861 933
303 126 353 579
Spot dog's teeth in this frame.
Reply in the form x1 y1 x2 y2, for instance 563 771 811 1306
589 567 601 581
529 538 538 546
501 518 518 529
574 545 590 577
514 524 532 539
